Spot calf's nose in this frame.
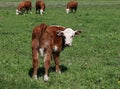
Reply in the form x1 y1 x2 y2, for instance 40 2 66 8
65 43 71 47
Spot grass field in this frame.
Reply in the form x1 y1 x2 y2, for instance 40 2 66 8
0 0 120 89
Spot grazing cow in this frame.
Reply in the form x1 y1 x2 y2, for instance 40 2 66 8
16 0 32 15
32 23 81 81
66 0 78 14
35 0 46 15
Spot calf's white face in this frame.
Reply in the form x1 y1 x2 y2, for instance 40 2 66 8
57 28 81 46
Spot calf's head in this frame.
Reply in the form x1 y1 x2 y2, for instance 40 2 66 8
57 28 81 46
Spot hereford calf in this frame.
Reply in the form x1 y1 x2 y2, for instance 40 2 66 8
66 0 78 14
32 23 81 81
16 0 32 15
35 0 46 15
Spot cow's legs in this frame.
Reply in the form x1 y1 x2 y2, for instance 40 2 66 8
29 7 32 14
36 9 37 14
32 48 39 79
26 9 28 14
74 8 77 12
44 52 51 81
53 52 61 74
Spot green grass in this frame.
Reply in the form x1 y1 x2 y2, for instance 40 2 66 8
0 0 120 89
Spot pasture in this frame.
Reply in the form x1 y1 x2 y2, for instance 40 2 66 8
0 0 120 89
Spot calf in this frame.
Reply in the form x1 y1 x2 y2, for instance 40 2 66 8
35 0 46 15
16 0 32 15
32 23 81 81
66 0 78 14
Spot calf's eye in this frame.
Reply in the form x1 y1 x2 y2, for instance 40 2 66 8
71 35 74 38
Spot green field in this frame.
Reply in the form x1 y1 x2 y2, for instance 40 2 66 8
0 0 120 89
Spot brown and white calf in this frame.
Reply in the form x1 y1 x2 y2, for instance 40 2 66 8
16 0 32 15
35 0 46 15
32 23 81 81
66 0 78 14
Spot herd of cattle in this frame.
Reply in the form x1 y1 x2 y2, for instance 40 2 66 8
16 0 81 81
16 0 78 15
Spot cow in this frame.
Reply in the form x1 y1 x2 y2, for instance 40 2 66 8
66 0 78 14
32 23 81 81
35 0 46 15
16 0 32 15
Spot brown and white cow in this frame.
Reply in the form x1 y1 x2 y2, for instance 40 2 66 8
66 0 78 14
16 0 32 15
32 23 81 81
35 0 46 15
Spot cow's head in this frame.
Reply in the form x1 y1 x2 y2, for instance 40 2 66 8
16 9 22 15
66 9 70 14
16 9 19 15
57 28 81 46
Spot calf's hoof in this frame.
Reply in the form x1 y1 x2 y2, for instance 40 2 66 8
32 75 37 80
44 75 49 81
56 70 61 74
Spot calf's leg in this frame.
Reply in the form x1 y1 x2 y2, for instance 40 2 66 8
32 49 39 79
53 52 61 74
44 52 51 81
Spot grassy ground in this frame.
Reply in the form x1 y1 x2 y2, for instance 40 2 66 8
0 0 120 89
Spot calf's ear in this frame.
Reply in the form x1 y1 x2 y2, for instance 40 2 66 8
40 23 47 29
56 31 64 37
75 30 81 35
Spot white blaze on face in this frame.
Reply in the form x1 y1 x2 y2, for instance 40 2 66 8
62 28 76 46
57 28 81 46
